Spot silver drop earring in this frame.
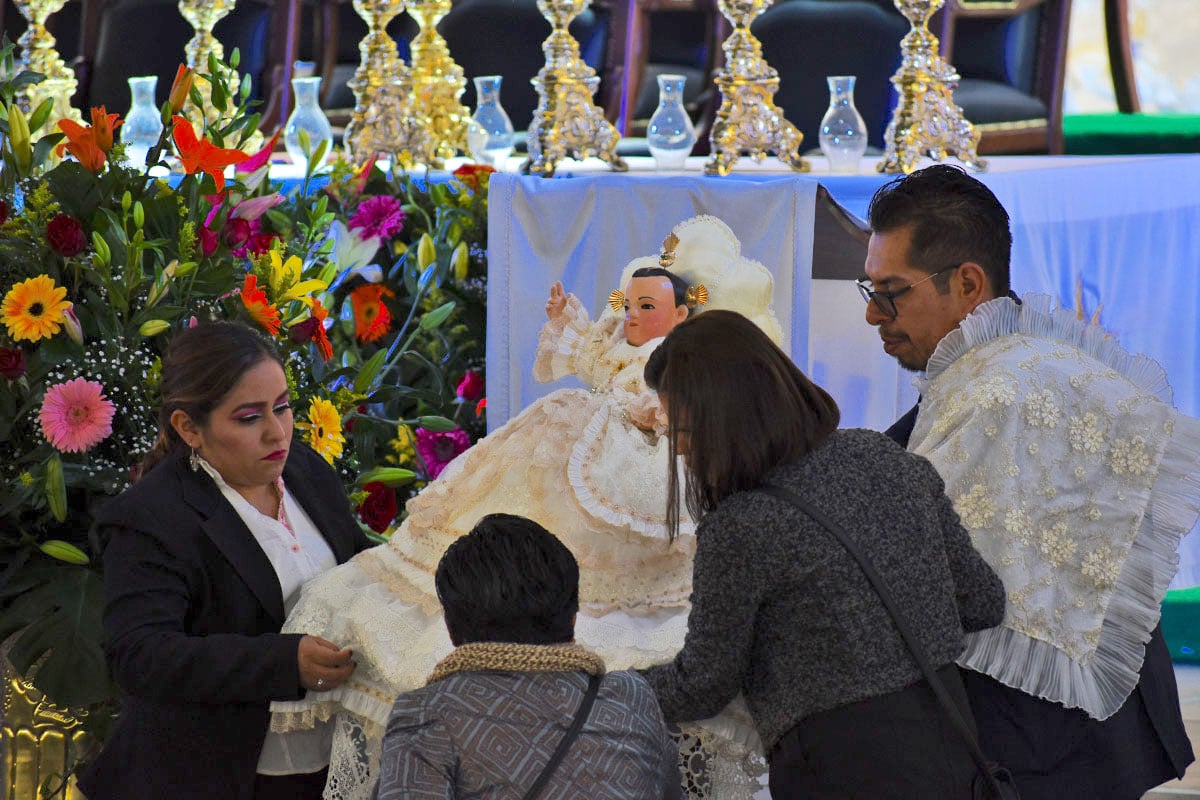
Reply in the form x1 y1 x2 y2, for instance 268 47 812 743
189 448 202 472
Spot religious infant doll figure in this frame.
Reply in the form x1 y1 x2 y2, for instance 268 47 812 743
268 216 784 800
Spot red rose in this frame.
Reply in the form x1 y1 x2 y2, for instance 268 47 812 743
455 369 484 402
357 481 397 534
197 225 219 256
248 232 280 255
46 214 87 257
221 217 251 249
290 316 319 345
0 347 26 380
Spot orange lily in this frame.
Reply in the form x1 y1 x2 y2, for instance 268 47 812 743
169 65 195 114
172 115 248 192
310 298 333 362
240 274 282 335
89 106 121 152
56 112 118 173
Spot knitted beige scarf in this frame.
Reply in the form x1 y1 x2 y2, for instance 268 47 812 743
427 642 606 685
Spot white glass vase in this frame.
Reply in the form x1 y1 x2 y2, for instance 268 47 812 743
285 75 334 172
819 75 868 173
647 74 696 170
466 75 515 167
121 75 163 169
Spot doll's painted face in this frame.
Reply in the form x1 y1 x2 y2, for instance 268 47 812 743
623 276 688 346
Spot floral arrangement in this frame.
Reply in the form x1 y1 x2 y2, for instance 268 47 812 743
0 43 492 738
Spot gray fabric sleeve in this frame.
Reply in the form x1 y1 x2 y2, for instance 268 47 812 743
642 512 775 722
373 698 455 800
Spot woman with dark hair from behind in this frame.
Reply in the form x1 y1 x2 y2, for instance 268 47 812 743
639 310 1006 799
78 320 371 800
373 513 680 800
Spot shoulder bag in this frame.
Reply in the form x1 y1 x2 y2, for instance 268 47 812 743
758 484 1019 800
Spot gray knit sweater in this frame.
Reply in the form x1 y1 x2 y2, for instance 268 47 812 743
641 428 1005 752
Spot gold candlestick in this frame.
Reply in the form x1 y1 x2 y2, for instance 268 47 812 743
177 0 259 140
407 0 469 164
523 0 626 177
877 0 985 174
704 0 807 177
344 0 433 166
178 0 235 69
13 0 80 126
3 666 90 800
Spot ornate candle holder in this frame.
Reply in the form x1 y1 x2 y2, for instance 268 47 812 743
3 666 89 800
13 0 81 126
179 0 235 71
344 0 433 166
178 0 255 137
877 0 985 174
523 0 626 177
407 0 469 164
704 0 807 177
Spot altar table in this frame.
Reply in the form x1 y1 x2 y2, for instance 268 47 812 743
486 153 1200 586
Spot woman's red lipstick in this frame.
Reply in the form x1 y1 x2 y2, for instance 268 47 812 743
264 449 287 461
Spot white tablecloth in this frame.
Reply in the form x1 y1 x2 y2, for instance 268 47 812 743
485 153 1200 585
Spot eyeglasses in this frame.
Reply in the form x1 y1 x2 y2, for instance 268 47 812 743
855 263 962 320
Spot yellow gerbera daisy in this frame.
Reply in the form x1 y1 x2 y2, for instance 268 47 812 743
298 396 344 465
2 275 71 342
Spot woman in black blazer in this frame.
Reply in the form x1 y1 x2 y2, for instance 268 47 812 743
79 321 371 800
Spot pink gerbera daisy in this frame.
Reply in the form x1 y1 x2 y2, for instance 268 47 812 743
415 427 471 479
39 377 116 453
348 194 405 240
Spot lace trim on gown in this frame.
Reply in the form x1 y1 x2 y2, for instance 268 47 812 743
914 294 1200 719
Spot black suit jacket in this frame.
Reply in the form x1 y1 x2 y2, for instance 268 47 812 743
78 442 370 800
888 403 1193 798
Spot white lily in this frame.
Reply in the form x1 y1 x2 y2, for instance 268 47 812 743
327 220 384 288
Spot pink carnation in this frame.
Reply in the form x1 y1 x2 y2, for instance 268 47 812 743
348 194 405 240
415 427 471 479
39 377 116 453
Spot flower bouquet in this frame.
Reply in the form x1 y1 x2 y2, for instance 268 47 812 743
0 42 489 740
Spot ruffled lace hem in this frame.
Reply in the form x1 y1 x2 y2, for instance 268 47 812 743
568 402 698 541
920 294 1172 403
961 410 1200 718
927 294 1200 718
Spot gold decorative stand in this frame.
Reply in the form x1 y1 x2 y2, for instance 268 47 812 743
523 0 626 177
13 0 80 126
407 0 469 164
344 0 433 166
877 0 985 174
177 0 239 129
704 0 807 177
2 665 88 800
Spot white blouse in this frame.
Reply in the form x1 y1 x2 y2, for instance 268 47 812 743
195 458 338 775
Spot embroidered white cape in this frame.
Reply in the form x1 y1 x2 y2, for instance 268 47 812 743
911 295 1200 720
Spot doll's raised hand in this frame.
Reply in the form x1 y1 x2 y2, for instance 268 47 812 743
545 281 568 320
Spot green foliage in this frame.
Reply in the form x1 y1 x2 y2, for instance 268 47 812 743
0 44 494 749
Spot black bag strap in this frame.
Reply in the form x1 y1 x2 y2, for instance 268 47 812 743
758 484 1009 799
523 672 602 800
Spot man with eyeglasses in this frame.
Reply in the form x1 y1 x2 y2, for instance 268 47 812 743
861 165 1200 799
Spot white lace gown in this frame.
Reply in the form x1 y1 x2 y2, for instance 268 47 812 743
269 296 765 800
